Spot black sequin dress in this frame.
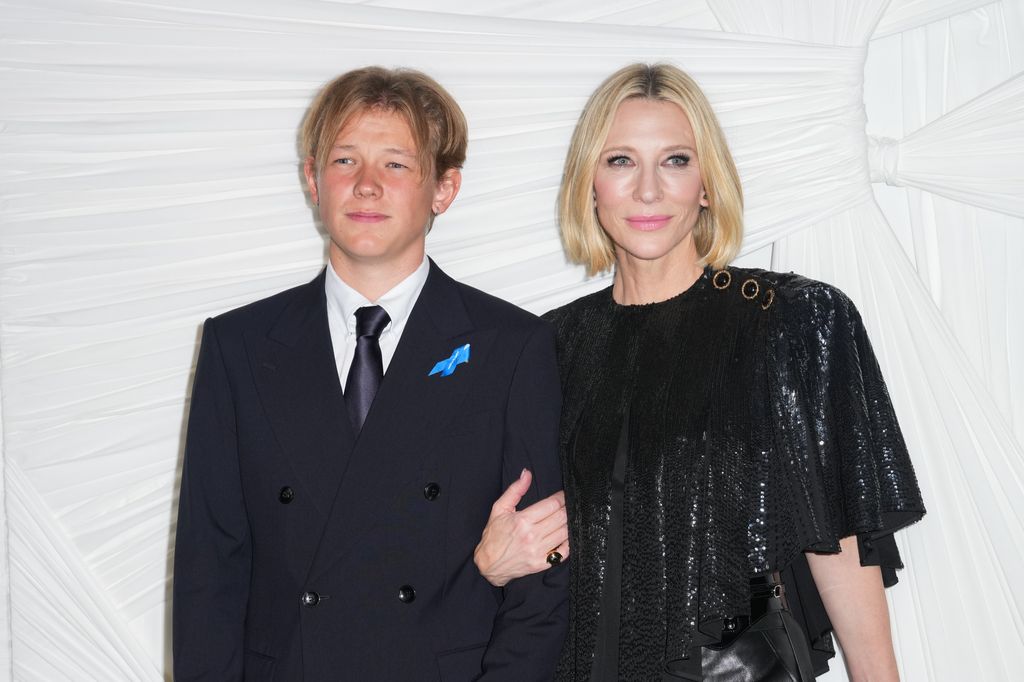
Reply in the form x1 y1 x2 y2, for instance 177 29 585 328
546 267 925 681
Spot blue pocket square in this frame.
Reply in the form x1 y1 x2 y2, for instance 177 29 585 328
429 343 470 377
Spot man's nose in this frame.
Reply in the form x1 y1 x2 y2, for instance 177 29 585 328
354 168 382 198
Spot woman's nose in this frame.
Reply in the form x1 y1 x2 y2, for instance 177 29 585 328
633 166 662 203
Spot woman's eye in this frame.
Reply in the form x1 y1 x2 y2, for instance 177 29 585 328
666 154 691 166
606 155 632 166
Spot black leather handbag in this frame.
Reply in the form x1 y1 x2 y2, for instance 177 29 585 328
699 582 816 681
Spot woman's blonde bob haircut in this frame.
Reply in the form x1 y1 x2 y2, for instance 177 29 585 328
301 66 467 181
558 63 743 275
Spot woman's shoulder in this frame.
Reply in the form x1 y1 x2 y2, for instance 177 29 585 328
718 266 860 325
722 266 849 301
541 285 612 327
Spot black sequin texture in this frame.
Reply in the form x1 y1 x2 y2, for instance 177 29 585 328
547 268 925 681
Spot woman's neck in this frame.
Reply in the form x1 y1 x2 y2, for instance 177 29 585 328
611 249 705 306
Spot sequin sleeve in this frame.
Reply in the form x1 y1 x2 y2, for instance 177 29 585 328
765 274 926 673
767 276 925 561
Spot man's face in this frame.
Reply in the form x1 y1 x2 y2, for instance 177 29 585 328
305 109 460 276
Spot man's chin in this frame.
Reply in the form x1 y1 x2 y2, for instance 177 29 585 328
329 243 424 270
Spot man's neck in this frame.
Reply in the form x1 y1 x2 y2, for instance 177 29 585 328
328 250 425 302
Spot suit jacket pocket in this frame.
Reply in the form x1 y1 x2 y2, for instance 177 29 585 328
243 648 276 681
436 642 487 681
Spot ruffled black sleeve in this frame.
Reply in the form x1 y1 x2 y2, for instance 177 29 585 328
764 273 925 673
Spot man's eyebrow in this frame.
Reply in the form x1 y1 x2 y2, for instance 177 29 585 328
331 144 417 158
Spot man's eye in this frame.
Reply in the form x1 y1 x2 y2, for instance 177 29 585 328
333 157 354 165
386 162 408 169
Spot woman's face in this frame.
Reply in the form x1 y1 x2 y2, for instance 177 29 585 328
593 98 709 270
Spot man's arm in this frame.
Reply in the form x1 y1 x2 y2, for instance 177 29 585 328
173 318 251 681
479 322 569 681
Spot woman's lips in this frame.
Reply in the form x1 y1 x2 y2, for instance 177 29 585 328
625 215 672 231
346 211 388 223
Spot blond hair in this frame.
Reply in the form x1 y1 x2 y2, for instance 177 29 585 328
558 63 743 275
301 66 467 180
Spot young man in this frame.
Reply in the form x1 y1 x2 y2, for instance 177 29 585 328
173 67 567 681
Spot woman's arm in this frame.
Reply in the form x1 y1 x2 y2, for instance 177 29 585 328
805 535 900 682
474 469 570 586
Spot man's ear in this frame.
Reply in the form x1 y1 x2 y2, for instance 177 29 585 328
431 168 462 215
303 156 319 206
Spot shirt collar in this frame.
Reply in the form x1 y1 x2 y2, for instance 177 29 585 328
325 255 430 335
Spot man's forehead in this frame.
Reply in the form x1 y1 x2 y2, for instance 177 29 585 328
334 108 418 148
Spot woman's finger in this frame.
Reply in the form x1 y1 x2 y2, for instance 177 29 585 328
516 489 566 523
489 468 533 519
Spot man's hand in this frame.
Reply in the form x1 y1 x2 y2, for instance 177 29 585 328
474 469 570 587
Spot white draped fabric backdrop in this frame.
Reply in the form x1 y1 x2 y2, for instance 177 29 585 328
1 0 1023 679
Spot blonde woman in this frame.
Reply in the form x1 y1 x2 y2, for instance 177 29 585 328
474 63 924 681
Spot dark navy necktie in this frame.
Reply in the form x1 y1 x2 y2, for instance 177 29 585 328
345 305 391 431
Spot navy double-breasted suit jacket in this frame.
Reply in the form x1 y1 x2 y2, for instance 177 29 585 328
173 262 568 681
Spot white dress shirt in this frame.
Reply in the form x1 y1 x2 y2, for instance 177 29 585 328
325 256 430 391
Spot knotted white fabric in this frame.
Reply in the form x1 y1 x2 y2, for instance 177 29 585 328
867 74 1024 217
868 135 901 185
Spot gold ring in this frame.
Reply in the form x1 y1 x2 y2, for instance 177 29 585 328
546 550 562 566
712 270 732 289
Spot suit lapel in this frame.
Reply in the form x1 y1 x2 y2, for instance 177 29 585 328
246 270 357 519
358 262 486 453
305 262 497 581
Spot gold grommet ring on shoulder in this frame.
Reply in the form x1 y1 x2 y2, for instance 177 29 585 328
712 270 732 289
761 289 775 310
741 279 760 300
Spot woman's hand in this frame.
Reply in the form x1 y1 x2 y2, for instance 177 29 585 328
806 535 900 682
474 469 570 587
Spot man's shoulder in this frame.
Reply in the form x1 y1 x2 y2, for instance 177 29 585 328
210 270 323 334
439 271 546 335
458 283 540 327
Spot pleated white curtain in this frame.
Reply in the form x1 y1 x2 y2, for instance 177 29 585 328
867 1 1024 453
873 0 997 35
1 0 1022 679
